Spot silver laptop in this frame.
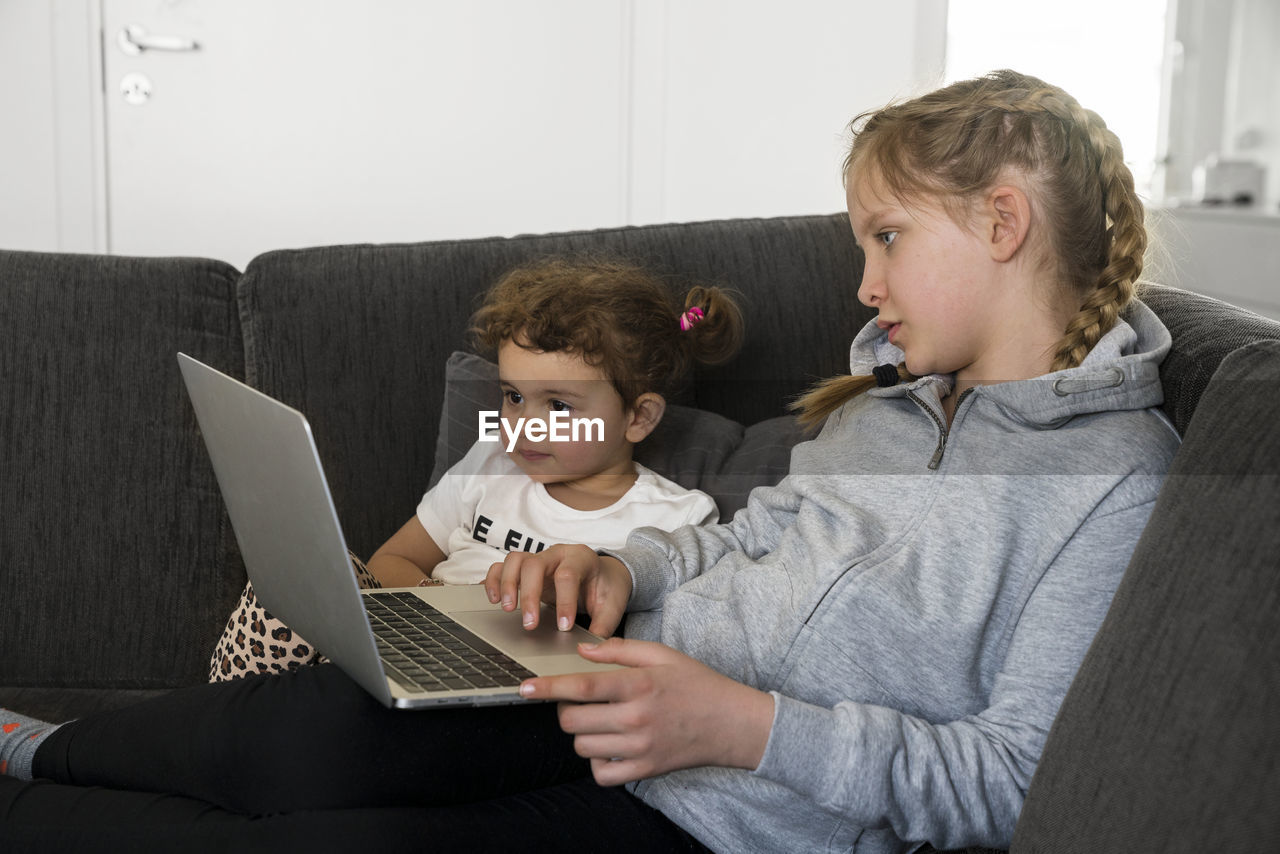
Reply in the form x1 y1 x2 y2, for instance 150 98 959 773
177 352 618 709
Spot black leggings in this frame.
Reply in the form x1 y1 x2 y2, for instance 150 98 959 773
0 665 711 852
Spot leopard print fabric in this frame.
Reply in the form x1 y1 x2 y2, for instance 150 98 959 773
208 552 382 682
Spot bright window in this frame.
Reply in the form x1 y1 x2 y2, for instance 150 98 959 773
946 1 1169 199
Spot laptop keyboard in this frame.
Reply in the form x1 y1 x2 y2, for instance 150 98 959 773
364 591 535 693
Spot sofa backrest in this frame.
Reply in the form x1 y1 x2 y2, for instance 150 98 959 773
1010 294 1280 852
0 250 245 691
0 216 870 700
237 214 872 560
5 215 1280 738
1144 282 1280 433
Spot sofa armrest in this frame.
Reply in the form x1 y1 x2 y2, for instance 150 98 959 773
1012 339 1280 851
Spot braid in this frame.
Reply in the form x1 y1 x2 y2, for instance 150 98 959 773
1003 84 1146 371
967 74 1147 370
1051 111 1146 369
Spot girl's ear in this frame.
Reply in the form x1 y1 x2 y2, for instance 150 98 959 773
985 184 1032 263
624 392 666 443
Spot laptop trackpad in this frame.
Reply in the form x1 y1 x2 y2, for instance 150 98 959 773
452 608 624 676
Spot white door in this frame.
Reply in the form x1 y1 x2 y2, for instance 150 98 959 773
101 0 631 269
96 1 945 270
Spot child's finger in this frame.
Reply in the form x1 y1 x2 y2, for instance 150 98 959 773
497 551 538 614
482 561 504 604
491 552 516 610
576 637 665 667
585 601 625 639
553 562 586 632
519 664 625 703
517 553 549 629
590 755 645 787
583 556 632 638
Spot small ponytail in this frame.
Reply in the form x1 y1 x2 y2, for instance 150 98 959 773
791 363 917 430
681 285 745 367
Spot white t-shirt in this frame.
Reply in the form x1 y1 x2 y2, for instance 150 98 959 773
418 439 719 584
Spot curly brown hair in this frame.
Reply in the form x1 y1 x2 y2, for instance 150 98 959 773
470 256 744 406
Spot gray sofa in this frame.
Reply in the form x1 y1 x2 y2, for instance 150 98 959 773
2 214 1278 851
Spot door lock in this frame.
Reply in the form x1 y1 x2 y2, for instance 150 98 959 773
120 72 152 105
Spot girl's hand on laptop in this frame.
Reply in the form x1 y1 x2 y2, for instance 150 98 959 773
518 637 774 786
485 544 632 637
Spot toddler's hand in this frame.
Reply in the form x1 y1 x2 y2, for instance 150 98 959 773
484 544 632 637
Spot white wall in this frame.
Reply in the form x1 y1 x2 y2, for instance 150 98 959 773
1150 207 1280 321
0 0 103 254
635 1 946 224
7 0 1277 322
1 0 946 264
1 3 61 250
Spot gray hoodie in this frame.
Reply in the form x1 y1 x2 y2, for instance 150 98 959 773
612 301 1180 853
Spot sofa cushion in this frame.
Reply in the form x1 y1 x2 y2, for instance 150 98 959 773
1011 339 1280 852
0 250 244 697
430 351 805 520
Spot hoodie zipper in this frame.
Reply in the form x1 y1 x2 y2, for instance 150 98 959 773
907 387 974 470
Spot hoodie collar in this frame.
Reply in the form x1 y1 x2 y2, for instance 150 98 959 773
849 299 1169 426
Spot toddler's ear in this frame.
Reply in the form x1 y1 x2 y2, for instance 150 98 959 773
624 393 666 443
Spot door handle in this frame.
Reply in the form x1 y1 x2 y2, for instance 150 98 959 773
117 24 200 55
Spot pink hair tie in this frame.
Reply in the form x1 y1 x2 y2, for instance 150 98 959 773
679 306 705 331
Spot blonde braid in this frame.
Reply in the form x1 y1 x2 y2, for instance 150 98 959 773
1052 108 1145 369
980 79 1146 369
